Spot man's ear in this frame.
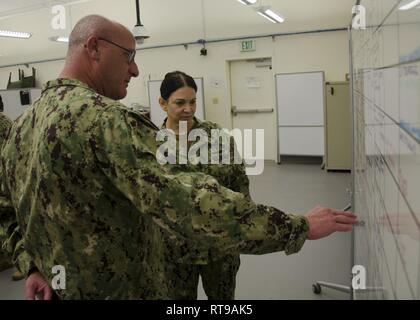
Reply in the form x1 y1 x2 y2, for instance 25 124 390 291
159 97 168 112
84 36 100 61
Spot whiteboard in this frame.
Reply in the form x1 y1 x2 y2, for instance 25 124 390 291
275 71 325 158
0 88 41 121
351 0 420 300
278 127 324 156
276 72 324 126
148 78 205 127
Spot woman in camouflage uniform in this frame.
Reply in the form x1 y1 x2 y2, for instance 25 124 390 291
157 71 250 300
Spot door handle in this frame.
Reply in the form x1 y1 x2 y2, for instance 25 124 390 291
231 106 237 116
330 87 335 95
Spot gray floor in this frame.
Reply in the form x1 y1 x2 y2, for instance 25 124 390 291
0 268 25 300
0 162 352 300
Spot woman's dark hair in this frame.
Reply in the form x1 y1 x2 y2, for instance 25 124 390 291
160 71 197 100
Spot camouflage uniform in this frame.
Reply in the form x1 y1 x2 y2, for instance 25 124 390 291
160 117 248 299
0 113 12 272
0 78 309 299
0 113 11 140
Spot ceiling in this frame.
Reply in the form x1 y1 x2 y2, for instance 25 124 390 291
0 0 357 66
0 0 94 19
1 0 56 14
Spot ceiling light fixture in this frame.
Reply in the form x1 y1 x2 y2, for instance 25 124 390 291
132 0 150 44
398 0 420 10
255 6 285 23
0 29 32 39
237 0 258 5
49 36 69 43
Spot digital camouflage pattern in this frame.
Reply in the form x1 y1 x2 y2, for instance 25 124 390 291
0 113 13 271
0 78 309 299
160 117 248 299
0 113 11 137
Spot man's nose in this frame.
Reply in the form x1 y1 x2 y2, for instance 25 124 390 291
130 61 139 78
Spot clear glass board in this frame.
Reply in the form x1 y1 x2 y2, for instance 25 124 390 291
351 0 420 300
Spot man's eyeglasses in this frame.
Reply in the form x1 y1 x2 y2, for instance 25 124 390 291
98 37 136 64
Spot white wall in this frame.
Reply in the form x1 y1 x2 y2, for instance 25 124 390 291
0 29 349 130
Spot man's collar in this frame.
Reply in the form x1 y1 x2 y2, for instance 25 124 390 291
41 78 94 94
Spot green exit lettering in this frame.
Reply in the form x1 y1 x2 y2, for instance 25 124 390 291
241 40 255 52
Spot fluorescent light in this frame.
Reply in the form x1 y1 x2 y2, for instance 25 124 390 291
237 0 257 5
56 37 69 43
264 9 285 23
0 29 31 39
256 6 285 23
399 0 420 10
257 11 276 23
49 36 69 43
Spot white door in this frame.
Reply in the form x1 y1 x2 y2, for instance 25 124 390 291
230 58 276 161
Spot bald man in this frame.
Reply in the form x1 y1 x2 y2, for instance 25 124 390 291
0 15 356 299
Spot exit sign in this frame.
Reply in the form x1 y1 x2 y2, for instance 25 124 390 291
241 40 256 52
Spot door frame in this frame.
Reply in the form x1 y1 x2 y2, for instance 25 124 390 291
225 55 277 129
225 56 277 161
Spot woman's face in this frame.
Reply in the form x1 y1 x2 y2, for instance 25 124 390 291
160 86 197 123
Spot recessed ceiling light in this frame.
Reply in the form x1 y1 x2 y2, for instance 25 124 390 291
255 6 285 23
399 0 420 10
237 0 258 5
49 36 69 43
0 30 32 39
